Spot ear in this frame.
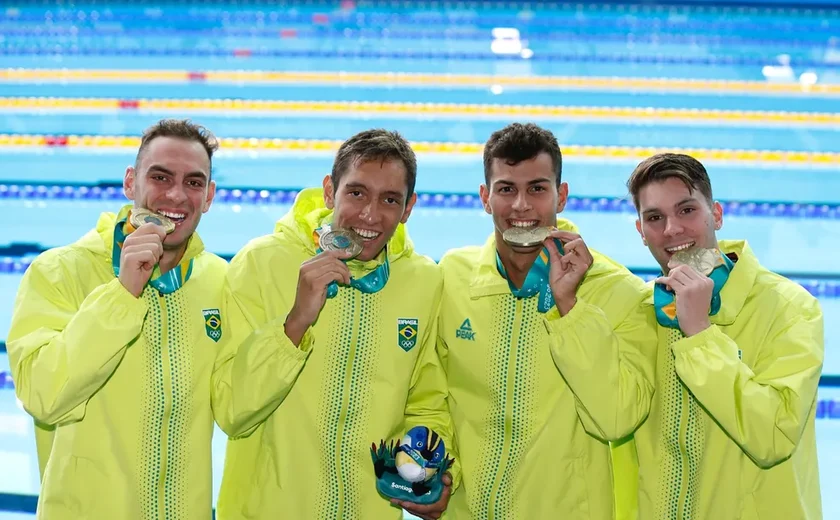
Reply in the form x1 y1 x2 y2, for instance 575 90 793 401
400 192 417 224
712 201 723 230
635 218 647 245
123 166 136 200
322 175 335 209
479 184 491 215
556 182 569 213
202 179 217 214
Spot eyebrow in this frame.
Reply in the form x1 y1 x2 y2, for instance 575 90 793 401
640 197 698 217
494 177 553 186
147 164 208 180
344 182 404 198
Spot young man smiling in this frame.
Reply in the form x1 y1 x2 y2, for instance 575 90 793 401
436 122 657 519
613 152 824 520
212 129 457 520
7 119 228 518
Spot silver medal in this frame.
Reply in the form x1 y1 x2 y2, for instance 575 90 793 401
319 227 364 259
502 226 551 248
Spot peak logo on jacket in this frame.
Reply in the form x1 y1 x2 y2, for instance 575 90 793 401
398 318 419 352
456 319 475 341
203 308 222 342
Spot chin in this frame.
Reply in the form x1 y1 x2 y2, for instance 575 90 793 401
163 232 189 249
358 240 385 261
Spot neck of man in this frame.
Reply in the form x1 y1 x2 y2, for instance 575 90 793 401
159 243 188 274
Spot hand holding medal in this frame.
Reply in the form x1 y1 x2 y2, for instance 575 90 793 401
119 208 174 298
505 226 594 316
655 246 717 336
284 226 362 346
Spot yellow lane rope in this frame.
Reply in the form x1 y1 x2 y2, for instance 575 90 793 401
0 96 837 125
1 134 836 165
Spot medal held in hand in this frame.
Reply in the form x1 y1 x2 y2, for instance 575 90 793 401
370 426 454 505
319 226 363 259
502 226 552 248
671 246 718 276
129 208 176 235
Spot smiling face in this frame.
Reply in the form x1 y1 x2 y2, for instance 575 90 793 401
635 177 723 273
123 136 216 252
479 152 568 257
323 158 416 262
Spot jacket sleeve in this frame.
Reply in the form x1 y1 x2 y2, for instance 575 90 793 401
544 290 657 441
672 295 823 469
210 249 312 439
7 256 147 426
402 278 462 491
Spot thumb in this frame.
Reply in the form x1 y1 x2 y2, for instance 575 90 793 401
544 239 561 264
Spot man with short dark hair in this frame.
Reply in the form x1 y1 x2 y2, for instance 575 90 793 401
437 122 657 519
212 128 458 519
8 118 228 518
613 152 824 520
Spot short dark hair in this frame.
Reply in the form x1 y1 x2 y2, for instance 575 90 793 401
331 129 417 199
135 119 219 175
483 123 562 186
627 153 713 211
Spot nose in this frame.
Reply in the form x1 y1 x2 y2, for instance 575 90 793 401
165 183 188 204
511 192 531 212
663 217 684 237
359 200 381 224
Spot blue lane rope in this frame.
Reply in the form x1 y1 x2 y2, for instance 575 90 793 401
2 183 840 220
1 47 838 68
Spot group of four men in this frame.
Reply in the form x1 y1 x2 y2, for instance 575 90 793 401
7 118 823 519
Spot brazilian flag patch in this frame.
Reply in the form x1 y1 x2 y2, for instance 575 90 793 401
397 318 419 352
203 309 222 342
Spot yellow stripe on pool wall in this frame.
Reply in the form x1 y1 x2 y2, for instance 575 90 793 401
0 134 838 165
1 68 839 96
0 96 838 126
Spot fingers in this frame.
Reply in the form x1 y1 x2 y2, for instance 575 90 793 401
391 476 451 519
302 257 351 286
123 227 165 261
123 241 164 262
654 276 671 290
123 250 158 271
304 249 354 269
325 248 356 259
656 267 701 293
312 267 350 288
544 237 562 263
131 222 167 241
124 233 164 249
667 266 700 286
563 238 584 255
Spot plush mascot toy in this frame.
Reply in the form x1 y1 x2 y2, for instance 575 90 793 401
371 426 454 505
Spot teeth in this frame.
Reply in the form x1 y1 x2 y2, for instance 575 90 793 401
159 210 186 220
510 220 539 228
666 242 695 253
352 228 380 240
